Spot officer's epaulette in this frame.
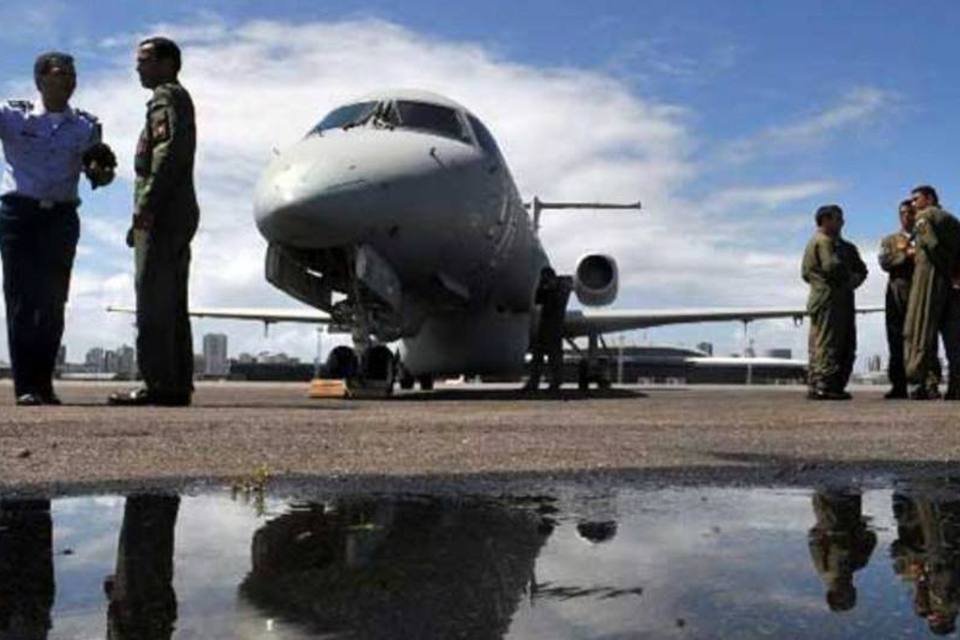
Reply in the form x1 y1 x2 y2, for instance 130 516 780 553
6 100 33 112
74 108 99 124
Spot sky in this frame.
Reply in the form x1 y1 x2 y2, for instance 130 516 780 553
1 0 958 367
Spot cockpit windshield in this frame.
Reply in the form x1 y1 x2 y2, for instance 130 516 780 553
387 101 470 142
308 101 378 135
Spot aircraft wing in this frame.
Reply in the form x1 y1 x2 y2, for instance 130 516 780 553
106 305 331 324
562 306 883 338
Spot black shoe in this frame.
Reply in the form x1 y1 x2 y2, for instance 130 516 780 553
808 389 849 401
155 392 191 407
107 388 155 406
911 387 942 400
40 392 61 405
884 388 908 400
15 393 43 406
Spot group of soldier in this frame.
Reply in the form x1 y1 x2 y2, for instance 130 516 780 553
809 485 960 635
803 185 960 400
0 38 198 406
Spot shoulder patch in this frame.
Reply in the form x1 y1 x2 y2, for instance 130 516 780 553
6 100 33 112
150 108 171 143
75 108 99 124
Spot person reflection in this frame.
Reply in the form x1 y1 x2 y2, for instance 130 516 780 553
0 500 54 640
891 488 960 635
103 494 179 640
240 498 552 639
807 489 877 612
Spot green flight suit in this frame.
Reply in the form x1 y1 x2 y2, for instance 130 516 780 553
133 81 199 398
878 231 942 393
807 490 877 612
802 231 867 393
903 206 960 392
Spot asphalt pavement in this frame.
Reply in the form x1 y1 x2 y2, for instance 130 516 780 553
1 380 959 495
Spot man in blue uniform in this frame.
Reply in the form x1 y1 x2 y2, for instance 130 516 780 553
0 52 115 405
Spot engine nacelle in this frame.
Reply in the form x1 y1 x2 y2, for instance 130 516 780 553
574 254 618 307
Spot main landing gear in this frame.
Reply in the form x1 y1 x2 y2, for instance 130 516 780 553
323 345 395 396
325 347 435 395
573 333 612 391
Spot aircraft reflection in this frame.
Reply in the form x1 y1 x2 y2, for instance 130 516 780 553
807 488 877 612
892 483 960 636
104 494 180 640
239 497 554 639
0 500 54 640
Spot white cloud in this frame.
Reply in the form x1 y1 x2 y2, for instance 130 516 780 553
0 17 893 368
722 86 895 164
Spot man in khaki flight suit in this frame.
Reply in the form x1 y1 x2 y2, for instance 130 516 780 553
801 205 868 400
879 199 941 398
109 37 198 407
903 185 960 401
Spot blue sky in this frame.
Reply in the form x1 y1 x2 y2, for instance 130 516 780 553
1 0 958 364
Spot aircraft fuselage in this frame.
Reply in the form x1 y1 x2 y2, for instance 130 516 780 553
253 91 548 376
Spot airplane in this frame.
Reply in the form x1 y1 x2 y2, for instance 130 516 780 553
110 89 881 392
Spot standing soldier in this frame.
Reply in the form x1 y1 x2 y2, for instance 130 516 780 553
0 52 116 405
878 200 930 399
523 268 572 392
801 205 868 400
807 489 877 612
109 37 198 407
903 185 960 400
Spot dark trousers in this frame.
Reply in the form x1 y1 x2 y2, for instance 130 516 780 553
134 231 194 395
0 198 78 397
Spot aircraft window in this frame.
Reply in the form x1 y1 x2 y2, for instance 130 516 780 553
309 101 378 135
395 101 468 141
467 115 503 159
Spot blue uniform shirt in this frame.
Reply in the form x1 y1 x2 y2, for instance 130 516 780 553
0 100 101 204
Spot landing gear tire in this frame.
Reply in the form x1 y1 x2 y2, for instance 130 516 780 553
418 375 434 391
597 377 611 390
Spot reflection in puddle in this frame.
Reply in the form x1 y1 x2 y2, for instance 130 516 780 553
6 484 960 638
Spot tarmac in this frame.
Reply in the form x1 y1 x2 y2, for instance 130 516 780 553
1 380 959 495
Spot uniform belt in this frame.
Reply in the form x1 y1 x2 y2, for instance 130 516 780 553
0 194 77 211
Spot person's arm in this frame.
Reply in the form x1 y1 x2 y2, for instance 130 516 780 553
847 242 868 290
878 235 907 272
79 116 116 189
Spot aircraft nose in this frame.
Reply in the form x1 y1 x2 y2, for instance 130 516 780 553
254 130 482 249
254 138 371 247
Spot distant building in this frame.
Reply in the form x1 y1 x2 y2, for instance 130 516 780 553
763 348 792 360
104 350 119 374
85 347 105 372
237 352 255 364
203 333 229 377
257 352 298 365
117 345 136 379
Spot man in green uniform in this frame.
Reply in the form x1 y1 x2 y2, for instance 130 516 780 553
903 185 960 401
801 205 868 400
807 489 877 612
109 37 198 407
878 200 940 398
524 268 572 392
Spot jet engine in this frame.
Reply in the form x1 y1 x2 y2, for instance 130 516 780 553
574 254 618 306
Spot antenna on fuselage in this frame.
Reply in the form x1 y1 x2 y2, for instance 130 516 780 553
525 197 642 235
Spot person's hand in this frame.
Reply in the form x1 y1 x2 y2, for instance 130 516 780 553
125 226 135 248
81 143 117 189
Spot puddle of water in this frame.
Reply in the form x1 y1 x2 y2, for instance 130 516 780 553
1 484 959 638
